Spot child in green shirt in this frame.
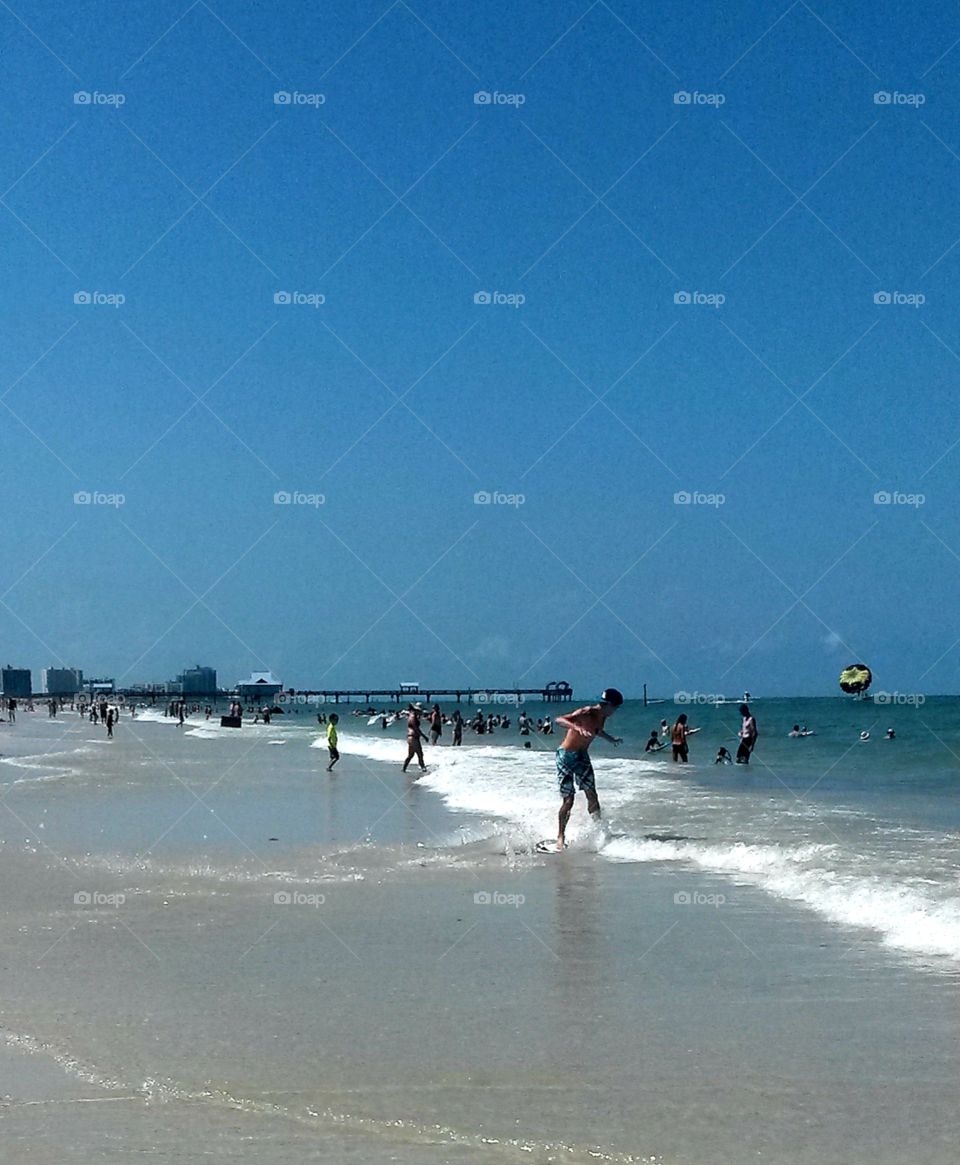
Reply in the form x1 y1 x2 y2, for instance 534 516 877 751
326 713 340 772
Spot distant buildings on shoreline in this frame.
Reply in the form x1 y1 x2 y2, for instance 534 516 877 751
236 671 282 700
2 666 33 698
42 668 84 696
3 664 221 699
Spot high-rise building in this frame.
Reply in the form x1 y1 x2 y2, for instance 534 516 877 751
2 667 32 698
42 667 83 696
177 665 217 695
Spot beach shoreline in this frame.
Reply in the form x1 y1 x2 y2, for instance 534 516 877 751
2 706 960 1163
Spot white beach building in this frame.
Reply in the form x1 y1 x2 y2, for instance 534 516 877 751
236 671 282 702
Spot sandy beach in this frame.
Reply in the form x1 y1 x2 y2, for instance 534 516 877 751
1 705 960 1163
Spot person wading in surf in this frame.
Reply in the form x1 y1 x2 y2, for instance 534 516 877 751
402 703 428 773
552 689 624 851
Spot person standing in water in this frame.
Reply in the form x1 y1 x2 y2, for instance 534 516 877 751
428 703 442 746
326 713 340 772
671 713 700 762
553 689 624 851
402 703 428 773
736 703 757 764
451 709 463 746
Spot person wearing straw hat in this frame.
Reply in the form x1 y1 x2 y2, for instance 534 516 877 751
402 702 428 773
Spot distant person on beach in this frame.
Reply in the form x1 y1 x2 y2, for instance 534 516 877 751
736 704 757 764
659 718 670 743
886 727 896 739
452 709 463 746
402 703 428 773
671 714 700 762
553 688 624 851
326 713 340 772
789 724 801 737
429 704 442 745
106 707 116 738
645 730 665 753
7 699 15 724
715 747 732 764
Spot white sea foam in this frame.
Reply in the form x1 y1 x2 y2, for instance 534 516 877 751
603 834 960 963
131 708 171 724
344 735 960 966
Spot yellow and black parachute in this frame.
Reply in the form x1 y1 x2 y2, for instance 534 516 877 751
839 664 872 695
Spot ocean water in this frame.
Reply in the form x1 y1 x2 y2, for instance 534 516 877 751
2 697 960 1164
345 695 960 969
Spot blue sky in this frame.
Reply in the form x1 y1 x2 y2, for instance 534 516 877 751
2 0 959 697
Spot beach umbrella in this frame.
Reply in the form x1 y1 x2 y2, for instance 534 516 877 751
839 664 872 695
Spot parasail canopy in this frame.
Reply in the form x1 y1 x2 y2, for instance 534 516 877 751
839 664 872 694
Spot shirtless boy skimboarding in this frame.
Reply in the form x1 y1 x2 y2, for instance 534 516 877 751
552 688 624 851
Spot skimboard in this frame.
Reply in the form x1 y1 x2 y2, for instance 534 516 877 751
535 839 566 854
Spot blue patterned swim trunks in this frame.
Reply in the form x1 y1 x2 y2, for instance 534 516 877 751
556 748 595 797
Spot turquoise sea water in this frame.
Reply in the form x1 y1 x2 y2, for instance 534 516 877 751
343 695 960 969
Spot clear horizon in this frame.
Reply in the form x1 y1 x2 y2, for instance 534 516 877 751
3 1 958 700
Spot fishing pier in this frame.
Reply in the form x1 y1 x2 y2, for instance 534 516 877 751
284 680 574 705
